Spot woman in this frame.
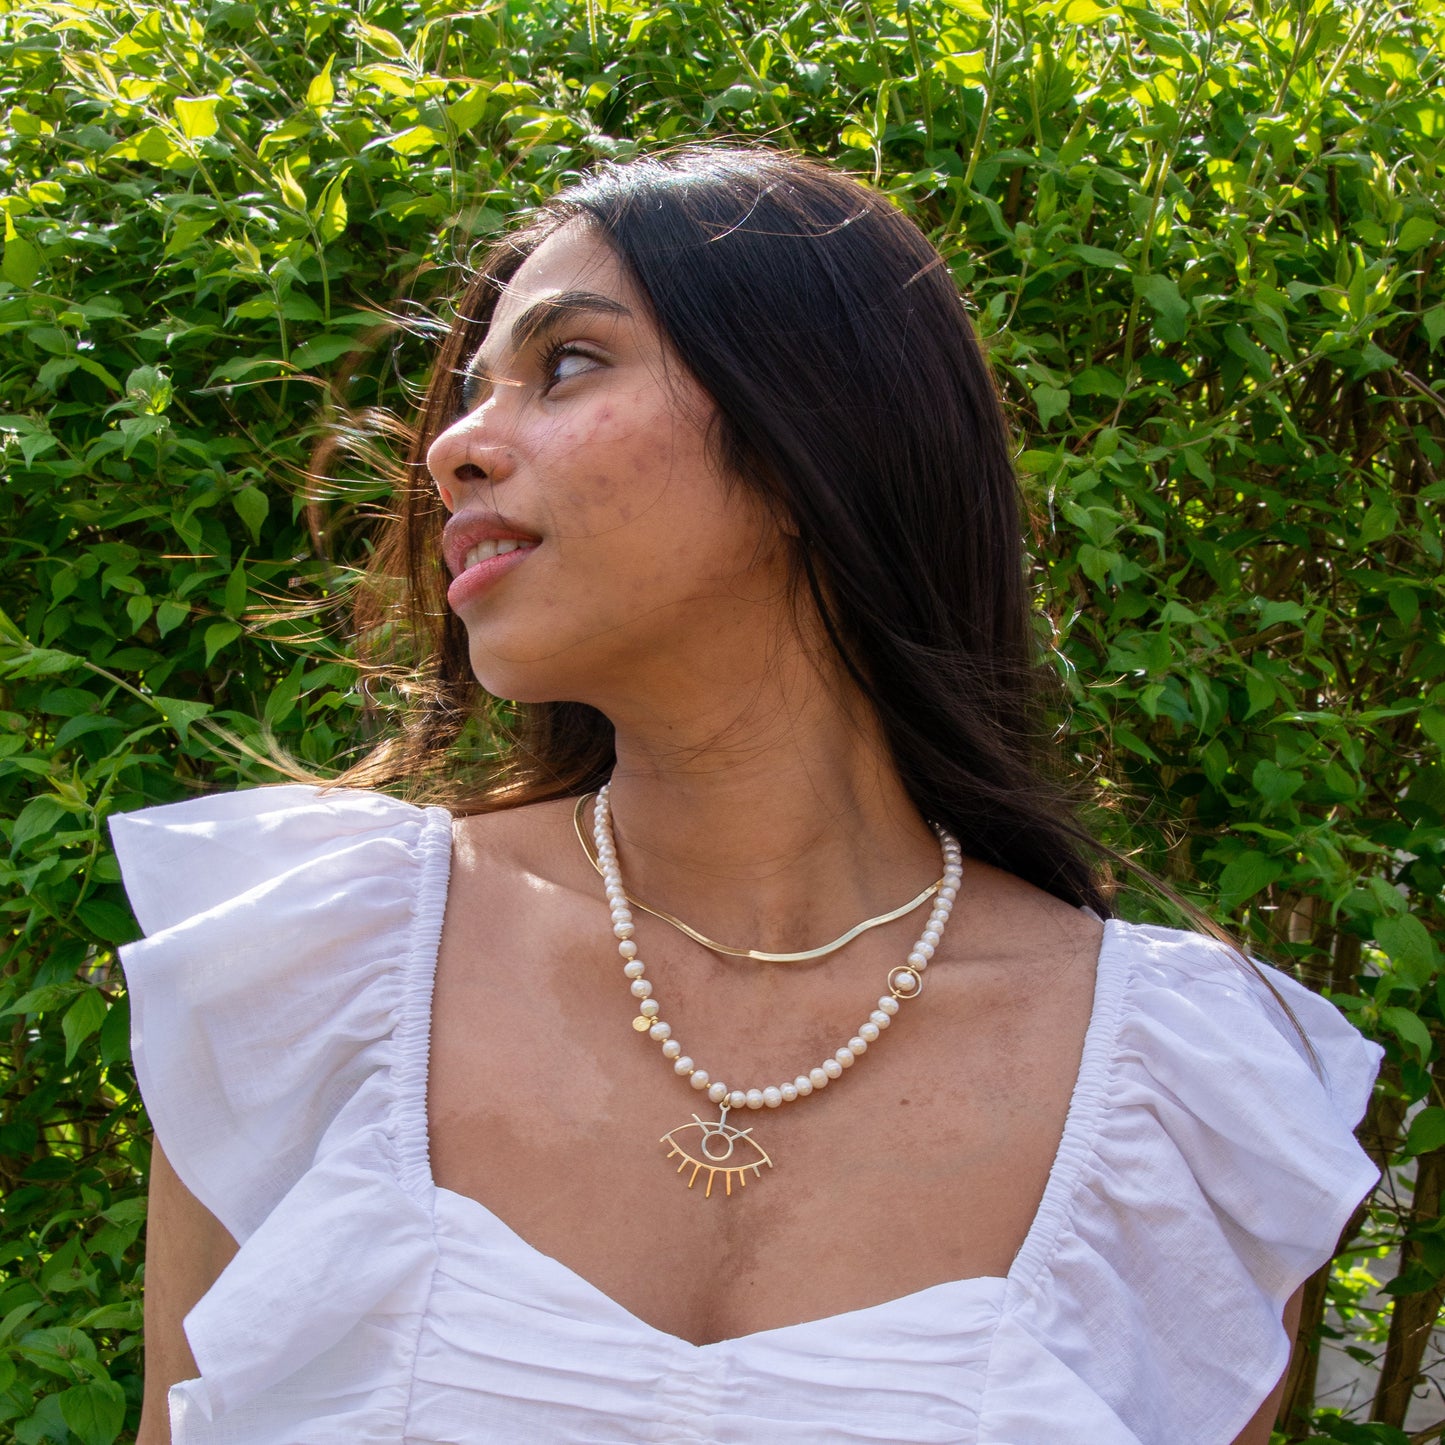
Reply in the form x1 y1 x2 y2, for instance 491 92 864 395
112 146 1381 1444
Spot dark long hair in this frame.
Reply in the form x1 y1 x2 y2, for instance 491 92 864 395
344 145 1112 916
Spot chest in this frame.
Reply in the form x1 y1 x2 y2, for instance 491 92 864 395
425 874 1098 1346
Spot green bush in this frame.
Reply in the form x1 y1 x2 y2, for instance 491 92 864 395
0 0 1440 1438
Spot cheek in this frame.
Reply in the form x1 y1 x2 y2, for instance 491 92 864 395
544 403 685 534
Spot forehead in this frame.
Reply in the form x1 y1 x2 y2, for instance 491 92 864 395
485 223 633 341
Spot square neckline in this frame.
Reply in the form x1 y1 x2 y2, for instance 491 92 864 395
403 804 1128 1351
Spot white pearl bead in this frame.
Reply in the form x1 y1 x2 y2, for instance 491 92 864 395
690 1069 710 1090
650 1022 672 1041
795 1075 814 1096
908 950 927 969
849 1036 868 1055
879 996 900 1016
746 1089 765 1110
859 1022 880 1042
809 1067 829 1089
612 922 634 939
618 939 637 958
918 942 935 959
822 1058 843 1079
623 960 645 979
941 884 958 901
763 1086 783 1108
779 1083 798 1103
629 979 652 998
674 1056 694 1075
870 1010 890 1029
640 998 660 1017
835 1047 856 1068
708 1081 728 1103
730 1089 748 1110
662 1039 682 1059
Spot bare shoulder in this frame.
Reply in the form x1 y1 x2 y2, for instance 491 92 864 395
950 857 1104 1004
449 795 590 886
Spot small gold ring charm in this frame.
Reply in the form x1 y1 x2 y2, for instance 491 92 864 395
887 966 923 999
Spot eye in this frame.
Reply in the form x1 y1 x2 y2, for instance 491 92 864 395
540 341 600 393
660 1114 774 1197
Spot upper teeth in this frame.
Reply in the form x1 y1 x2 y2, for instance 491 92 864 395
464 538 530 568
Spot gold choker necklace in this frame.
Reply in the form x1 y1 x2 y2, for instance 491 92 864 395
572 792 943 964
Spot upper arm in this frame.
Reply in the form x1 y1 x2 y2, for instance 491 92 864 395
137 1137 239 1445
1228 1285 1306 1445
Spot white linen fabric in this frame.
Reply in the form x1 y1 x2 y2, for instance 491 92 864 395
111 784 1383 1445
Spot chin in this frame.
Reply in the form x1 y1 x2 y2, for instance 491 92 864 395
465 641 596 711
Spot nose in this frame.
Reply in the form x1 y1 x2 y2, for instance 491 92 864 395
425 399 518 512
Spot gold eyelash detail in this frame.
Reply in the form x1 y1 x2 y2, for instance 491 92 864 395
660 1114 774 1198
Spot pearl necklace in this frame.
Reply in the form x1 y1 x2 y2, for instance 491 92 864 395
591 782 965 1197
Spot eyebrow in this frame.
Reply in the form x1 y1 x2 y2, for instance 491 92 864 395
466 290 633 383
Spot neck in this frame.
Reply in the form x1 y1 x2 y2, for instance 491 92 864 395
598 651 939 955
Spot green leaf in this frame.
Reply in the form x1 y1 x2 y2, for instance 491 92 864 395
152 695 213 744
58 1378 126 1445
233 486 269 542
1071 366 1124 398
1397 214 1437 252
1070 243 1130 271
99 992 131 1066
355 19 405 56
17 1325 97 1376
156 598 190 636
1374 913 1439 988
3 233 40 287
1218 851 1284 910
1132 273 1189 342
61 988 107 1066
1258 600 1306 627
1032 384 1070 429
293 334 359 368
315 172 349 245
204 620 242 663
164 214 217 258
1244 671 1277 719
1424 305 1445 351
11 794 66 849
447 84 489 132
276 157 308 212
174 94 220 140
77 899 138 944
224 561 249 617
306 54 336 110
1251 758 1305 806
1380 1005 1434 1064
1404 1107 1445 1157
385 124 447 156
264 658 306 726
1362 501 1399 542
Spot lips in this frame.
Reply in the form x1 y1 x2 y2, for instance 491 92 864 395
442 511 541 611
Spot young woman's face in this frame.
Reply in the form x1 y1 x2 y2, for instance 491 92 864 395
426 223 790 709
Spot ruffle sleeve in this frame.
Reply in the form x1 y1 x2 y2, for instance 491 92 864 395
980 920 1383 1445
110 784 453 1439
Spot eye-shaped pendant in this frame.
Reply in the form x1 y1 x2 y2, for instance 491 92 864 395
661 1106 773 1197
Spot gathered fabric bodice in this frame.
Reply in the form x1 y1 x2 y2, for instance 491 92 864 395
112 785 1382 1444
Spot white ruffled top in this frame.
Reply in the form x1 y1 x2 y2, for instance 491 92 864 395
111 784 1383 1445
